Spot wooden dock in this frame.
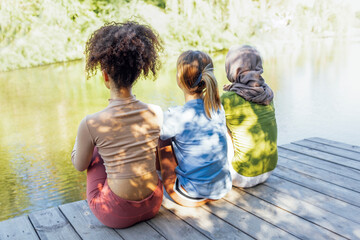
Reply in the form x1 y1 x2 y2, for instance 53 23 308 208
1 137 360 240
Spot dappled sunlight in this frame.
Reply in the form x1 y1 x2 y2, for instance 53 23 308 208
128 179 139 188
1 18 360 222
355 229 360 238
97 126 112 133
82 97 162 202
197 134 221 155
264 174 360 225
130 124 155 139
223 94 277 177
161 198 219 235
242 181 360 239
203 197 295 239
97 183 103 192
161 106 228 179
164 107 197 135
91 154 101 165
90 183 116 214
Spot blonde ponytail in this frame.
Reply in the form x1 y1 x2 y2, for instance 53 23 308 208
201 64 221 119
177 50 221 118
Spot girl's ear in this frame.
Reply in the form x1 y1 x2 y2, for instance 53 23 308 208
102 70 110 89
176 70 181 88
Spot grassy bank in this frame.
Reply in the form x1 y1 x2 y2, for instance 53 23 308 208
0 0 359 72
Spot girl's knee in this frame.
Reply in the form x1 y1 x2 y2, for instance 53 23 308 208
158 138 172 148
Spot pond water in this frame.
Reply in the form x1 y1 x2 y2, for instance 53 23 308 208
0 39 360 221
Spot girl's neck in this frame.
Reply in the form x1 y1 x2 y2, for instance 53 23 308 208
110 87 133 100
184 92 201 103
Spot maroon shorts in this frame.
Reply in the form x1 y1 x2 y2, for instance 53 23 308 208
87 148 163 229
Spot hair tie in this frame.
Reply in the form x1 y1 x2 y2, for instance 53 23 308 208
191 73 202 88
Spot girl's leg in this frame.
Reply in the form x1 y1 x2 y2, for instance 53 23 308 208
86 147 107 203
87 148 163 229
157 138 210 207
86 147 120 226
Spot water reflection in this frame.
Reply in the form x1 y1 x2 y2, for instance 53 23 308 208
267 39 360 146
0 39 360 220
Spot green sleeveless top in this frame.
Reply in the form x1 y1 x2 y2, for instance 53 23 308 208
221 91 278 177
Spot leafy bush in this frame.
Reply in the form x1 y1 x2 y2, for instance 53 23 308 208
0 0 357 71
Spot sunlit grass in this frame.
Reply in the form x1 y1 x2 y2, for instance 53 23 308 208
0 0 359 71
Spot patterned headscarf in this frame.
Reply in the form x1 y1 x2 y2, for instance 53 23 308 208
223 45 274 105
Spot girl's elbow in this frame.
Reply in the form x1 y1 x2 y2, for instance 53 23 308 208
72 157 88 172
74 165 87 172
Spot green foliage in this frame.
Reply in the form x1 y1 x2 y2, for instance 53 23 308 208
0 0 358 71
144 0 166 9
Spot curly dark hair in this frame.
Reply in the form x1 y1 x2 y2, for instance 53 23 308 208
85 21 163 88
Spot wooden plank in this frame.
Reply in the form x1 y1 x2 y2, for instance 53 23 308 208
242 184 360 239
278 156 360 192
29 207 81 240
273 166 360 207
202 198 298 240
278 147 360 181
280 144 360 170
0 215 39 240
223 187 345 240
293 139 360 161
307 137 360 153
264 175 360 224
161 197 253 240
147 206 208 240
59 200 121 240
115 222 165 240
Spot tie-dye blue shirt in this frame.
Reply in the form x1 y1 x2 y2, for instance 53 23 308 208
160 99 232 199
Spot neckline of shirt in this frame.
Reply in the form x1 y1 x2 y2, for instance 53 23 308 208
108 95 138 106
185 98 203 106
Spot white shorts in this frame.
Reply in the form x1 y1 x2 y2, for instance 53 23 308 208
173 177 207 202
230 167 273 188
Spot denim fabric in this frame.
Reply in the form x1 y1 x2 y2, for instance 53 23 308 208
160 99 232 199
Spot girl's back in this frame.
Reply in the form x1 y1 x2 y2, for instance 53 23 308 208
79 97 162 199
221 45 278 188
71 21 164 228
161 98 230 199
221 91 277 177
157 50 232 207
